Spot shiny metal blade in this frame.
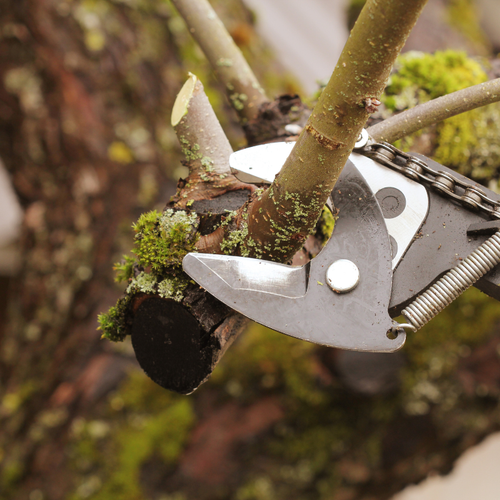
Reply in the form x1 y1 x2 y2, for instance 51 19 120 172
230 144 429 269
349 153 428 268
183 253 307 298
229 142 294 183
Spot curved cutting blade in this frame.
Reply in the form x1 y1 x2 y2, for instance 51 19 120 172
183 160 406 352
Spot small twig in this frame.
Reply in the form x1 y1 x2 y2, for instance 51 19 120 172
170 0 268 123
368 78 500 143
172 73 233 175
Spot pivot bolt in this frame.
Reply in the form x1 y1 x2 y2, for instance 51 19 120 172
326 259 360 294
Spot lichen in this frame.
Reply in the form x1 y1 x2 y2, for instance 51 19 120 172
229 92 248 111
157 277 186 301
200 156 214 172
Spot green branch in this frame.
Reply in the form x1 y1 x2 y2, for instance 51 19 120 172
170 0 268 123
245 0 429 261
367 78 500 142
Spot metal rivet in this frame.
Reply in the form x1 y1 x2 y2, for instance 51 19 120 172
326 259 360 294
354 129 369 149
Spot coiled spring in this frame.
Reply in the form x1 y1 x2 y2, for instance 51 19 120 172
401 231 500 331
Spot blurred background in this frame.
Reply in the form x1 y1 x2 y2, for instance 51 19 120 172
1 0 500 499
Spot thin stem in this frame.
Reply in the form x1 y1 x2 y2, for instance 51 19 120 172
170 0 268 123
246 0 429 262
368 78 500 143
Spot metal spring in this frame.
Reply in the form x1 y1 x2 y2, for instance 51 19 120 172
401 231 500 331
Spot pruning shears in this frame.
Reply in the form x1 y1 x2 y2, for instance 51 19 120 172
182 131 500 353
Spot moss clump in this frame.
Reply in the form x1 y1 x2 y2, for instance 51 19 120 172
316 206 336 246
113 255 136 283
132 209 199 273
98 208 198 342
384 51 486 107
383 50 500 181
97 296 132 343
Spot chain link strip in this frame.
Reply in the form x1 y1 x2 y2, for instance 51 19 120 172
361 142 500 220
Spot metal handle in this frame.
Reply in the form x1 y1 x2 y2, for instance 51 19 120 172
401 230 500 331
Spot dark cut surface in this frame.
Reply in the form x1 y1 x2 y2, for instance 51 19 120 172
131 297 216 394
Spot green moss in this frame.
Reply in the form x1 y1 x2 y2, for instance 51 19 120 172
98 208 198 342
383 51 500 180
316 207 336 246
97 296 131 342
132 209 199 273
385 51 486 106
113 255 136 283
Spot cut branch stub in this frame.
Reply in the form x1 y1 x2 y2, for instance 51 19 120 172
131 290 246 394
172 73 233 176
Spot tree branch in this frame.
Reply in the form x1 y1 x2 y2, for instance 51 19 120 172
170 74 255 211
170 0 268 123
172 73 233 176
368 78 500 142
130 75 257 394
244 0 429 262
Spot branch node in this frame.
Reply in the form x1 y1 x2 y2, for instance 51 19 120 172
305 124 344 150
